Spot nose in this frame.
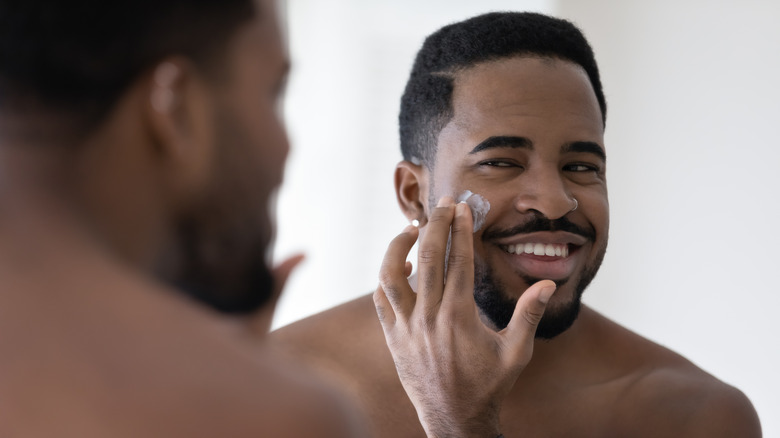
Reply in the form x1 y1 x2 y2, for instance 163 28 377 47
513 168 576 219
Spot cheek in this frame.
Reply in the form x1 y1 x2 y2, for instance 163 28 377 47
586 191 609 233
256 111 289 176
233 102 289 190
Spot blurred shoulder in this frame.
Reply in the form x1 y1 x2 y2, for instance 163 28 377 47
246 351 369 438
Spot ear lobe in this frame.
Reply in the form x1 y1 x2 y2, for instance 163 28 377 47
395 160 428 226
144 58 216 203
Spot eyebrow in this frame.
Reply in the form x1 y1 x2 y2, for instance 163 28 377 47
561 141 607 162
468 136 532 154
468 136 606 162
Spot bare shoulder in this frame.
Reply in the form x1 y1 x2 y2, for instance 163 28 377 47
272 293 383 362
587 311 762 437
619 359 761 437
240 351 369 438
271 293 414 433
0 279 367 438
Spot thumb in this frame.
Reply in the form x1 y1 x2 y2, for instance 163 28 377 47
251 254 305 335
502 280 556 357
271 253 306 306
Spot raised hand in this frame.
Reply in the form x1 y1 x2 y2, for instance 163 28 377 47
250 254 305 335
374 196 556 438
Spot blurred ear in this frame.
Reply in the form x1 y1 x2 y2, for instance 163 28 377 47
395 160 429 226
143 57 217 205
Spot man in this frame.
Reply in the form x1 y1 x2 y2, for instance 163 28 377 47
273 12 762 437
0 0 364 436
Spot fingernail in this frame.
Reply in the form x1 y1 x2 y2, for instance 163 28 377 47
456 201 470 217
539 284 557 304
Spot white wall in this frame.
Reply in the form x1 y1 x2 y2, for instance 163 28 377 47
555 1 780 435
274 0 779 435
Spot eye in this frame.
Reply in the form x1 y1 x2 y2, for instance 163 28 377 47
563 163 600 173
479 159 520 168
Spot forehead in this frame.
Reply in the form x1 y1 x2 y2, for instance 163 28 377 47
437 56 604 156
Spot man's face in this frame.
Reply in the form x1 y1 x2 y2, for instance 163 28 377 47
425 56 608 337
171 0 290 313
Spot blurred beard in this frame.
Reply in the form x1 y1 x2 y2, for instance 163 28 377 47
170 214 275 314
159 105 277 315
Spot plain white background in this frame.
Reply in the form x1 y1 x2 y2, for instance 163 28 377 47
273 1 779 435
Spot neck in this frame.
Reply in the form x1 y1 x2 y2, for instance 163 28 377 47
0 139 136 274
515 304 596 388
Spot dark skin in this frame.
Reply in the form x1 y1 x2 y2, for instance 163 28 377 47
273 57 761 437
0 0 364 436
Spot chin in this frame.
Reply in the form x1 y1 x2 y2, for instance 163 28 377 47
474 277 583 339
473 258 598 339
533 291 583 339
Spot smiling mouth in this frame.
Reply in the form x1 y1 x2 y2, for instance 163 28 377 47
502 242 571 258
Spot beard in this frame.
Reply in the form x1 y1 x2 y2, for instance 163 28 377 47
169 213 275 315
157 105 278 315
473 257 601 339
474 214 607 339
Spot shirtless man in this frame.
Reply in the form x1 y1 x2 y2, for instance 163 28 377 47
274 12 761 437
0 0 364 436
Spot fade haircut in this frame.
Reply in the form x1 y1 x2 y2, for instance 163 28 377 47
0 0 254 136
399 12 607 168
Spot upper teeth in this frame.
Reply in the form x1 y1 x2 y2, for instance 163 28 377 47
504 243 569 257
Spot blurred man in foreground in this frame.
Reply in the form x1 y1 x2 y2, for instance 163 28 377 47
0 0 363 436
274 12 761 437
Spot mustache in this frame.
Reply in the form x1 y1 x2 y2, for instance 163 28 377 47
481 213 596 242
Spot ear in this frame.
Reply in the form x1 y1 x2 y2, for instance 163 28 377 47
395 160 429 226
143 57 217 206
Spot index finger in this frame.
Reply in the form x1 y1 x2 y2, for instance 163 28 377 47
442 201 475 310
416 196 455 313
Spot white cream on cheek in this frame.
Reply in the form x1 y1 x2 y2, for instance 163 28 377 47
455 190 490 232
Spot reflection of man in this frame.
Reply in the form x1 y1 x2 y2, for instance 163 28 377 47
0 0 363 436
274 12 761 437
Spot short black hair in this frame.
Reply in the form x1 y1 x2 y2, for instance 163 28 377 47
0 0 254 133
399 12 607 167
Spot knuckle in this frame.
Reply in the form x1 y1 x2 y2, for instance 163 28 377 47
428 206 453 222
446 251 471 269
377 267 398 288
413 309 439 334
377 283 402 307
375 303 389 323
523 307 545 327
372 289 385 306
418 247 443 265
451 219 471 235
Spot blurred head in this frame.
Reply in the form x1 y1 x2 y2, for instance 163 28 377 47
396 12 608 338
0 0 290 313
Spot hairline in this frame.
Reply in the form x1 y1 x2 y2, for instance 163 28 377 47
422 53 606 172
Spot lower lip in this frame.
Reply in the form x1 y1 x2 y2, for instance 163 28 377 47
498 246 581 280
